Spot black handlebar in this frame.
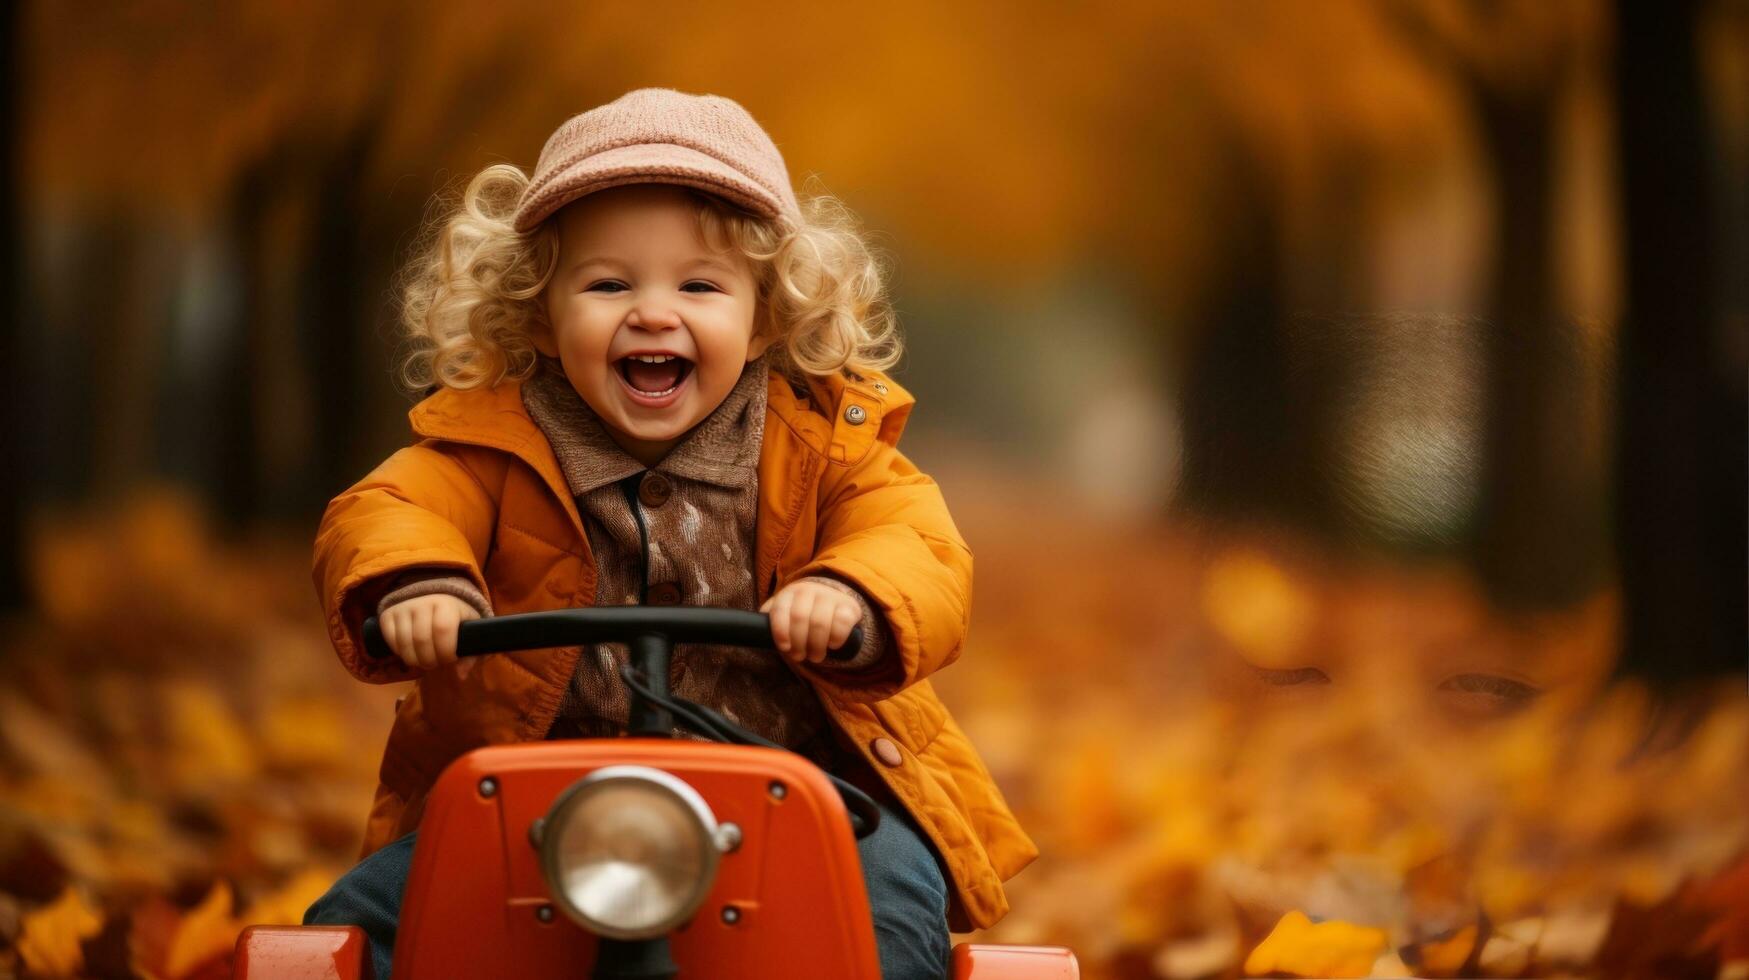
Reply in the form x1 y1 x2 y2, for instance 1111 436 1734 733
358 605 880 838
361 606 864 664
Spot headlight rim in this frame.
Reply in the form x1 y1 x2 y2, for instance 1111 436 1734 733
537 765 722 941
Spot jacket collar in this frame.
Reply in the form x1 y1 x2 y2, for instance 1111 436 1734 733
519 354 768 496
405 364 917 574
763 365 917 461
408 364 915 473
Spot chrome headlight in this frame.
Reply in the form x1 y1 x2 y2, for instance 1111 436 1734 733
538 766 723 940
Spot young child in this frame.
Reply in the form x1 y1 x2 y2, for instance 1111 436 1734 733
305 88 1035 979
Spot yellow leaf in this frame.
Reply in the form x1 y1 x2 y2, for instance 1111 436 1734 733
17 886 103 978
164 880 241 979
1200 550 1316 668
164 682 257 790
1243 910 1390 978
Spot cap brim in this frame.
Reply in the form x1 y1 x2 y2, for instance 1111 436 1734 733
513 142 788 232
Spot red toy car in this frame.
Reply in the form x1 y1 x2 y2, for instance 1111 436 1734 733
236 606 1076 979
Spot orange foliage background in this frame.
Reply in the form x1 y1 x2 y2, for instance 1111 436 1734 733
2 1 1746 977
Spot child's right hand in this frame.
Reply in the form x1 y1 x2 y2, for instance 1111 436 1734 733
380 594 482 670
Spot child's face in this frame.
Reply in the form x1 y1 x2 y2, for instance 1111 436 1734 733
538 184 771 466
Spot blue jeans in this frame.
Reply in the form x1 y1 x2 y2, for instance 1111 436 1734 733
304 795 951 979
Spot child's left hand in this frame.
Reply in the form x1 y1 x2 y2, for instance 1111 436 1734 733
761 579 862 664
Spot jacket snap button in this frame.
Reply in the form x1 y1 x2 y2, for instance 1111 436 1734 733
647 582 682 605
638 473 672 507
871 737 902 767
844 404 867 426
873 382 888 394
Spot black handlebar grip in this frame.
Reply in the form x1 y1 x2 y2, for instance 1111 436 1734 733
826 624 865 662
361 616 393 662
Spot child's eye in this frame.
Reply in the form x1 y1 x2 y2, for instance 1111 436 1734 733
1251 665 1330 687
1438 673 1541 718
585 280 628 293
680 281 719 293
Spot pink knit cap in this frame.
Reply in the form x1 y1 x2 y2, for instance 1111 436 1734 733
512 88 801 232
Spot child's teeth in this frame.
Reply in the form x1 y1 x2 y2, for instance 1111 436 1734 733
620 353 687 396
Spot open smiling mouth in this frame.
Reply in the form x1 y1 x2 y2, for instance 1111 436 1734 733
617 353 695 398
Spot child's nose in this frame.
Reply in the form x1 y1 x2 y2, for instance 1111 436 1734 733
625 303 683 332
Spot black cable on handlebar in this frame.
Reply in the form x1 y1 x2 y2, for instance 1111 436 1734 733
617 663 883 839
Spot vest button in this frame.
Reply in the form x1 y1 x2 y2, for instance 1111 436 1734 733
871 737 903 767
638 473 672 507
647 582 682 605
843 404 867 426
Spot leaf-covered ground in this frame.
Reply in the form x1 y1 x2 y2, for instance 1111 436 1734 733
0 487 1743 978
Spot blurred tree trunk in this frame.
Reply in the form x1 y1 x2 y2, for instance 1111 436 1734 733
1467 72 1610 608
192 119 394 528
1174 134 1300 528
1388 0 1608 607
1468 81 1559 594
1176 132 1374 540
303 115 389 513
1 0 20 610
92 225 165 493
1612 0 1745 685
214 160 273 528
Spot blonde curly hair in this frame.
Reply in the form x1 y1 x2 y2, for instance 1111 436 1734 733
395 163 902 393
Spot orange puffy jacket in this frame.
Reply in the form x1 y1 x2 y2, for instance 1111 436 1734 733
312 367 1036 930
